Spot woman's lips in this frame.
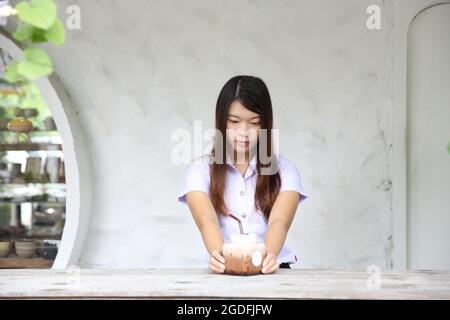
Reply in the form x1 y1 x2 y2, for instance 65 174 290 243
235 140 249 146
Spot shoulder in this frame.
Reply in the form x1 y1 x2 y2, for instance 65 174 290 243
185 154 212 176
190 154 212 167
178 155 212 202
276 154 309 199
277 154 297 172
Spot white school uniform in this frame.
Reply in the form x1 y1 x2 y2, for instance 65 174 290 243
178 153 309 265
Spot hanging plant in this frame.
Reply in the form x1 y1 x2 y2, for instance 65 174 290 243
0 0 65 112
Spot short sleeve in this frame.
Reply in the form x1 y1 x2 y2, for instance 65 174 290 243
177 159 211 204
279 162 309 203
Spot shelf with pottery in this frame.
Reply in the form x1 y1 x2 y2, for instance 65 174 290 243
0 239 59 269
0 113 60 149
0 182 66 263
0 108 64 269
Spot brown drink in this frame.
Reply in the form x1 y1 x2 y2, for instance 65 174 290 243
223 233 266 276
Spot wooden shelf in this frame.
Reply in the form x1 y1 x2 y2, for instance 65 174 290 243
0 143 62 151
0 255 54 269
21 234 62 240
0 235 62 242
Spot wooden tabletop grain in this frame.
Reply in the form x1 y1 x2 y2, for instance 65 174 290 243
1 268 449 299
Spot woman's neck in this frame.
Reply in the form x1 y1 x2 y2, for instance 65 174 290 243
233 162 249 177
233 151 254 176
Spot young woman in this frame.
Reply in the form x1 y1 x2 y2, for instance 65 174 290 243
178 75 308 274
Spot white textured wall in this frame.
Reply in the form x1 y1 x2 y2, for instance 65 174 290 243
8 0 397 269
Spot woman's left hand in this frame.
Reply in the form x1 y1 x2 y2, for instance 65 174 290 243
261 252 279 274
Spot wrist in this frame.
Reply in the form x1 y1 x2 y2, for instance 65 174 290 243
263 244 279 257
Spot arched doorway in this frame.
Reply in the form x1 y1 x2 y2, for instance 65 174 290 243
406 3 450 270
0 31 92 269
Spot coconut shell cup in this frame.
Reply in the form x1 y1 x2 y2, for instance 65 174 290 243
223 234 266 276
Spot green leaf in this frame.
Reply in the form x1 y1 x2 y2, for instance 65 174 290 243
12 24 34 42
4 62 22 83
15 0 57 30
30 28 47 43
45 19 65 45
17 48 53 79
13 23 47 44
12 20 65 45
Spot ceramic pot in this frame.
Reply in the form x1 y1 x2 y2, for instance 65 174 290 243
14 239 36 258
0 240 11 258
7 118 33 134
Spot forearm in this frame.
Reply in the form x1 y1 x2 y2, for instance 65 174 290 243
264 219 288 257
198 219 224 254
186 192 224 255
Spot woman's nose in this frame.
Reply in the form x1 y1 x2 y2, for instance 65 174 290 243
239 122 249 135
236 125 249 135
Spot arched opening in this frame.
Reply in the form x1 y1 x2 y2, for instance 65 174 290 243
406 2 450 270
391 0 450 270
0 31 92 269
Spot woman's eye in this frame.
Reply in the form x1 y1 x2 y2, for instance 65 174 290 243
229 120 239 124
251 122 260 125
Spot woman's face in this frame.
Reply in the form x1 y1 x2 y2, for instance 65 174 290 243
226 101 261 158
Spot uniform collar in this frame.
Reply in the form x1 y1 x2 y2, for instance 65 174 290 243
246 153 258 179
227 152 280 180
225 152 256 179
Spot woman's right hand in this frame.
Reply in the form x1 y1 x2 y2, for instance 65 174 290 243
209 250 226 274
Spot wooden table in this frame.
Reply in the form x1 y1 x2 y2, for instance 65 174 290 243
1 268 449 299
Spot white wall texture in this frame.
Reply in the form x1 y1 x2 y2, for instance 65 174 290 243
5 0 407 269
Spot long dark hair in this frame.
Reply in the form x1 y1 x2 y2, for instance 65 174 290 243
210 75 280 220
